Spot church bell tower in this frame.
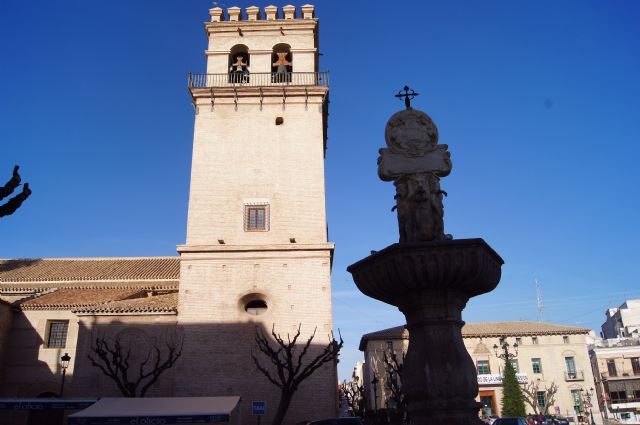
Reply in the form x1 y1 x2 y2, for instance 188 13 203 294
176 5 335 423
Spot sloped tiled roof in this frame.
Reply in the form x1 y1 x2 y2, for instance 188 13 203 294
20 288 146 310
359 321 592 351
0 257 179 283
360 325 408 343
73 292 178 314
462 321 591 337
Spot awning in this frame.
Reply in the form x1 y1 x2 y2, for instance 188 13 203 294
606 378 640 392
68 396 241 425
0 399 96 410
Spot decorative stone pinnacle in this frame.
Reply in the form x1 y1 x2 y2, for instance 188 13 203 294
378 96 452 242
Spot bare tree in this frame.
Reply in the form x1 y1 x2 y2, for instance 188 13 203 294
252 324 343 425
1 165 31 218
88 333 184 397
522 381 558 415
383 349 406 421
342 375 365 417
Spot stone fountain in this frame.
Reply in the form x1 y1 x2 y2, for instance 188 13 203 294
347 88 504 425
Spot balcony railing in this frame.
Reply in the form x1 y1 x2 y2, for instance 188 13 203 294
564 370 585 381
610 397 640 405
601 371 640 379
188 72 329 88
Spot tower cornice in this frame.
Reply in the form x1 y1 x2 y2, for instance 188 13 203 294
177 243 334 254
205 18 318 35
188 84 328 101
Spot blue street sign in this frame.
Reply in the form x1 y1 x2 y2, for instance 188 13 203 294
252 401 266 416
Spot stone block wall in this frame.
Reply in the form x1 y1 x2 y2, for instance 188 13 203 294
176 248 337 424
186 101 327 246
70 314 179 398
1 309 79 397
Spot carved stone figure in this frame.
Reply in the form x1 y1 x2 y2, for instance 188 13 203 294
378 108 451 242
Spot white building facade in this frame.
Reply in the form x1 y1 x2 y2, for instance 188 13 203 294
602 300 640 339
360 322 602 423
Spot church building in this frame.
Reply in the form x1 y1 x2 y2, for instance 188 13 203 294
0 5 336 425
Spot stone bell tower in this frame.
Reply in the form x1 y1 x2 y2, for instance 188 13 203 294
176 4 336 423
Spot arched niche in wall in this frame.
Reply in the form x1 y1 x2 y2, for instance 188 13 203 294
271 43 292 83
229 44 250 83
238 292 270 317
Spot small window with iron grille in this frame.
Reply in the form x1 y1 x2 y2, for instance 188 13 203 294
244 203 269 231
46 320 69 348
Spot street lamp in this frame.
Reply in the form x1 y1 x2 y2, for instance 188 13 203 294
581 388 596 425
493 337 519 362
59 352 71 397
371 374 379 412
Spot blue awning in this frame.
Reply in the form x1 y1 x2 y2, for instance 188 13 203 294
68 396 241 425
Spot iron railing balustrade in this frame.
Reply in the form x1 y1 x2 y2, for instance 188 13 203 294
188 71 329 88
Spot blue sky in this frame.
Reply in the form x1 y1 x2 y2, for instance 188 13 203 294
1 1 639 381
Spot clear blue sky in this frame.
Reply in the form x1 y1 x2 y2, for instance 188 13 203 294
1 1 639 382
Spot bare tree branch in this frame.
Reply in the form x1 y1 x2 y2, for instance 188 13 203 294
0 165 32 218
383 349 406 416
342 375 365 417
522 381 558 415
253 324 343 425
88 333 183 397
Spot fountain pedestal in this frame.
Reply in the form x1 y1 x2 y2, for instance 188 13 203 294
348 239 504 425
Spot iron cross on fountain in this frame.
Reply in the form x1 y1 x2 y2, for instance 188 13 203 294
395 85 420 109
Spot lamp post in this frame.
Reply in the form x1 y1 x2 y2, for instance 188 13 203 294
59 352 71 397
581 388 596 425
371 374 379 412
493 337 519 363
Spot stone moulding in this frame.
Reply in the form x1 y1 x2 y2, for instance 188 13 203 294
347 238 504 305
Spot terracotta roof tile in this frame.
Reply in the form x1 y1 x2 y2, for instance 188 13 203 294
462 321 592 337
359 321 591 351
0 280 178 292
73 292 178 314
20 288 146 310
0 257 179 283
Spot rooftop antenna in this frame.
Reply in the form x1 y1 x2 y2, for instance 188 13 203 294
535 278 545 322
